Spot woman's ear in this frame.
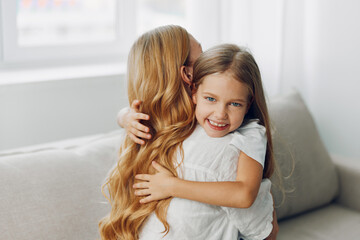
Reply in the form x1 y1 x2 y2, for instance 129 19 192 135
180 65 192 86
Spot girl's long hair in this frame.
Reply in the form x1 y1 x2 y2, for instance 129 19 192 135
99 25 196 240
192 44 275 178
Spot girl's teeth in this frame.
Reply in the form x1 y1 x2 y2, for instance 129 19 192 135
209 120 226 127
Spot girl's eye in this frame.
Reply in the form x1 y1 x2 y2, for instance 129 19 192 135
205 97 216 102
230 102 242 107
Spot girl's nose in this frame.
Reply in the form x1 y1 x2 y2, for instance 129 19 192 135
214 105 227 120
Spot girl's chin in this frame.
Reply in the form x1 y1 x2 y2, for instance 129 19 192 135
204 130 228 138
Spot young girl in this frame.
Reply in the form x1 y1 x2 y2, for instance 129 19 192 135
133 44 274 210
99 25 274 240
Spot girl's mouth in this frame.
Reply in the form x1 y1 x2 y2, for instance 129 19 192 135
207 119 229 131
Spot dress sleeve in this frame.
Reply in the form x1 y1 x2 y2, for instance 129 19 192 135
221 179 274 240
230 119 267 168
213 127 272 239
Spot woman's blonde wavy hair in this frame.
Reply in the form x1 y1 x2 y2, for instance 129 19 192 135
99 25 196 240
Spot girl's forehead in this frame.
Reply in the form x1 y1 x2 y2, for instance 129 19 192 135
199 72 249 96
202 73 246 89
205 70 235 79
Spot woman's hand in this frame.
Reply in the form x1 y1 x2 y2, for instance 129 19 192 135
118 100 151 145
133 161 176 203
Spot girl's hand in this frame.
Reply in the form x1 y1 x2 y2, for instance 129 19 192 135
133 161 176 203
120 100 152 145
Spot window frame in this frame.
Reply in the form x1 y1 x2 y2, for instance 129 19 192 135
0 0 136 68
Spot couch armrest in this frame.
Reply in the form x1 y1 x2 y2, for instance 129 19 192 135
332 155 360 211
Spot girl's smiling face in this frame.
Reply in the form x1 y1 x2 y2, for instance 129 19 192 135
192 71 250 138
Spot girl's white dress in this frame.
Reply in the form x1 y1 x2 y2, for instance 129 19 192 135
139 120 273 240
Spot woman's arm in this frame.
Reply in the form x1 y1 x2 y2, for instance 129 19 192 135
117 100 151 145
134 152 263 208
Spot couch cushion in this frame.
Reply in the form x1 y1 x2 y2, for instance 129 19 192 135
278 204 360 240
269 91 339 220
0 131 123 240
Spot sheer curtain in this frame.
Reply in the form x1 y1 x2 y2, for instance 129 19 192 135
187 0 360 160
187 0 305 97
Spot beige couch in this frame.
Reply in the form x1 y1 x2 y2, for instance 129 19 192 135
1 92 359 240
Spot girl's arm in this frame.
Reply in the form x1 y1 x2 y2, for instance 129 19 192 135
117 100 152 145
134 152 263 208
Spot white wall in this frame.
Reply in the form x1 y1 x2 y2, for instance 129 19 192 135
308 0 360 160
0 73 128 151
280 0 360 160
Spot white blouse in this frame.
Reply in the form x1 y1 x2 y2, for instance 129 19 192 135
139 120 273 240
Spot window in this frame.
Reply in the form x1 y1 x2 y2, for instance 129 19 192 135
17 0 117 47
0 0 221 68
0 0 136 67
